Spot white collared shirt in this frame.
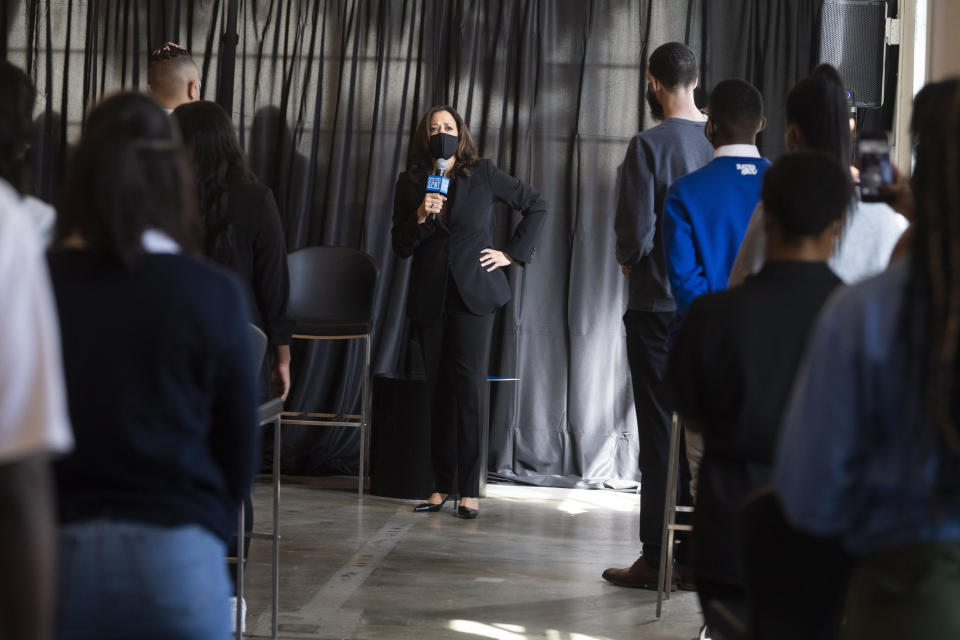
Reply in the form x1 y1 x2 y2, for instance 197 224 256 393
714 144 761 159
142 229 181 254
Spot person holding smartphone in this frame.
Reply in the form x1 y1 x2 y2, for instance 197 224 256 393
773 79 960 639
728 64 907 287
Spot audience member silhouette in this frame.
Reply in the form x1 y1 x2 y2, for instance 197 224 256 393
48 92 257 640
774 79 960 639
0 60 57 245
606 41 712 592
0 175 73 640
669 152 851 637
729 65 907 287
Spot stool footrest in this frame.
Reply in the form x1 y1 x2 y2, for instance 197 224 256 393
281 418 362 427
667 524 693 532
282 411 336 418
249 532 277 541
675 506 694 513
282 411 362 420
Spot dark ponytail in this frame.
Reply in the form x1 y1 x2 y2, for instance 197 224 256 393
785 64 851 166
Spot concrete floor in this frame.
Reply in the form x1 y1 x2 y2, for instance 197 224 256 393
241 478 703 640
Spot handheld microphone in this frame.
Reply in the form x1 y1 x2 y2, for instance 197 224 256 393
426 158 450 196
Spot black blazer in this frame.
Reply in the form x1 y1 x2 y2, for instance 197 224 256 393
392 159 547 323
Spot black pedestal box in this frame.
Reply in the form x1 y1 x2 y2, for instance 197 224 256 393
370 375 433 499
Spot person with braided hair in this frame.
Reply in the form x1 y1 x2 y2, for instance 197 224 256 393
147 42 200 112
773 79 960 639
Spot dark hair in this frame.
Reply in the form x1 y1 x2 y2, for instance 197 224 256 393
902 80 960 481
648 42 699 90
911 78 958 147
406 105 479 177
761 152 851 241
173 100 253 263
55 92 197 268
707 79 764 141
785 64 851 165
0 61 36 194
148 42 198 99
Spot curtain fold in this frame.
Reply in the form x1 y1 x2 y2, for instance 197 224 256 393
7 0 837 484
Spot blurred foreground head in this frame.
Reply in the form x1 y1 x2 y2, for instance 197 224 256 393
904 79 960 453
55 92 197 267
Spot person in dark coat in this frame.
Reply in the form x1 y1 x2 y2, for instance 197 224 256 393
49 91 257 640
174 100 293 401
174 100 292 630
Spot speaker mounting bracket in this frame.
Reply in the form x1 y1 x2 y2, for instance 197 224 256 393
886 17 902 46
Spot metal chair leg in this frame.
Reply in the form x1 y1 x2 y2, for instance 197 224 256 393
271 414 281 640
236 502 244 640
359 333 371 498
657 412 683 618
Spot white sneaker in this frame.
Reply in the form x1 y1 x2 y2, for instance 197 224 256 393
229 596 247 634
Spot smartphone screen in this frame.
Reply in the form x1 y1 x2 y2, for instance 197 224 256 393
857 132 894 203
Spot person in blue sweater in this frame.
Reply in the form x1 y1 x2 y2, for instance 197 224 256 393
663 79 770 509
664 79 771 327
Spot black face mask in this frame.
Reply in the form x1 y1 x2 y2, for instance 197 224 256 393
429 132 459 160
646 84 665 122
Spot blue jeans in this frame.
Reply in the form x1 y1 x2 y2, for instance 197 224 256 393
56 520 231 640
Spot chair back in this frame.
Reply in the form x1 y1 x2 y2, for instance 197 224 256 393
249 323 269 371
287 246 379 336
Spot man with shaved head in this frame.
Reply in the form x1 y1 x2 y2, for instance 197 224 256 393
147 42 200 112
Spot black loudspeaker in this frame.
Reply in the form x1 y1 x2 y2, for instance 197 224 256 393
370 375 434 499
819 0 888 108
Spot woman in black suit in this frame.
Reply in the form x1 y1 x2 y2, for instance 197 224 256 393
393 105 547 518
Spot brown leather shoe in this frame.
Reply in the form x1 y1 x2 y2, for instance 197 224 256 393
601 556 677 590
676 563 697 591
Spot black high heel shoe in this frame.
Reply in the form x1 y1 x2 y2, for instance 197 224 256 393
456 500 479 519
413 494 452 513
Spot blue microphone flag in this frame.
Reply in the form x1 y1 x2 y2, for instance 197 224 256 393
426 175 450 195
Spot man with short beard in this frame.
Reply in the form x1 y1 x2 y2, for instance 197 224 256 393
608 41 712 591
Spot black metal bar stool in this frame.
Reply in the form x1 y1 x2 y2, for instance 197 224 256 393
657 412 694 618
283 246 378 496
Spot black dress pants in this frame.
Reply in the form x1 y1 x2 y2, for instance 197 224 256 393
417 279 494 499
624 309 692 565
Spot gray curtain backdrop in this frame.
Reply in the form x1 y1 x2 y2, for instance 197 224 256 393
5 0 832 486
